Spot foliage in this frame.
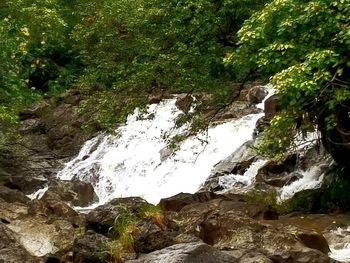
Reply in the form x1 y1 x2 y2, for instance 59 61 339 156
71 0 269 129
228 0 350 158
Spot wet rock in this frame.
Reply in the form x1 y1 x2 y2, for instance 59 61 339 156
159 192 221 212
0 185 30 204
213 101 261 121
200 140 257 192
86 197 148 234
127 242 237 263
175 95 194 113
255 156 299 188
0 223 37 263
43 180 98 207
264 94 282 119
134 217 176 253
247 86 267 104
73 230 109 263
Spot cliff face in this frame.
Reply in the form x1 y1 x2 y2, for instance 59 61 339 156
0 90 98 193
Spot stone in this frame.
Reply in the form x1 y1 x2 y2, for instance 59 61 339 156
247 86 267 104
126 242 237 263
0 223 37 263
29 191 81 225
213 101 261 121
133 217 176 253
43 180 98 207
0 186 30 204
159 192 221 212
264 94 282 119
86 197 149 234
73 230 109 263
175 95 194 113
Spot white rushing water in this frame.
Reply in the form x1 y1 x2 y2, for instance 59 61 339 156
327 226 350 262
58 96 265 204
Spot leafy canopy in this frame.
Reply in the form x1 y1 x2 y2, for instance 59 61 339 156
228 0 350 158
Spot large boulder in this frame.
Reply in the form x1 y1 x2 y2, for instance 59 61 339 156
73 230 110 263
264 94 281 119
133 217 177 253
42 180 98 207
0 223 37 263
200 140 257 192
86 197 148 234
247 86 267 104
213 101 261 121
0 185 30 204
126 242 237 263
28 190 82 225
159 192 221 212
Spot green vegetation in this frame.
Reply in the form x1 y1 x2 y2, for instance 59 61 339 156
227 0 350 159
1 0 350 169
0 0 268 135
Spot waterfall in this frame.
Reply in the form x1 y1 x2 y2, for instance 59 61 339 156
57 94 266 205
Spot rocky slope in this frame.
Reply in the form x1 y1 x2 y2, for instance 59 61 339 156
0 84 349 262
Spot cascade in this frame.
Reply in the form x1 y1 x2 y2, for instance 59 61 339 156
56 84 328 206
57 96 264 204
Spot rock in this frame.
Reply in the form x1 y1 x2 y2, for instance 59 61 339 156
319 99 350 167
0 89 99 196
254 116 270 137
43 180 98 207
29 191 81 225
168 195 277 238
0 200 28 223
159 192 221 212
296 231 330 254
255 155 299 188
264 94 282 119
126 242 237 263
86 197 148 234
247 86 267 104
18 100 50 120
175 95 194 113
213 101 261 121
237 251 273 263
200 140 257 192
0 186 30 204
0 223 37 263
7 217 76 258
134 217 176 253
73 230 109 263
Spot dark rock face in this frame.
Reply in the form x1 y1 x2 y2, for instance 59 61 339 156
0 90 98 194
0 223 36 263
29 190 82 225
247 86 267 104
73 230 109 263
200 140 257 192
213 101 262 121
86 197 148 234
0 185 30 204
133 217 176 253
43 180 98 207
159 192 221 212
264 94 282 119
319 99 350 167
126 242 238 263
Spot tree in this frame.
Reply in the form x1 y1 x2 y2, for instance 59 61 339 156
227 0 350 162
